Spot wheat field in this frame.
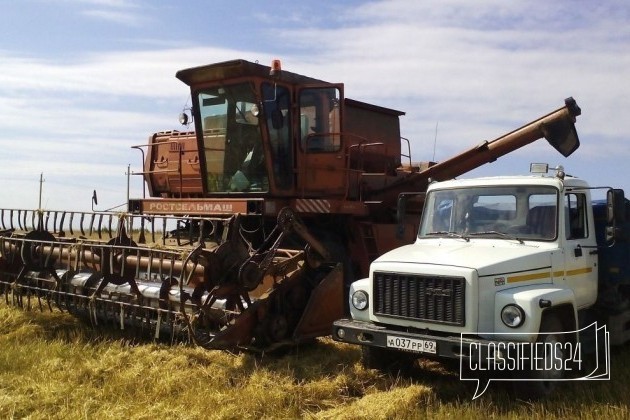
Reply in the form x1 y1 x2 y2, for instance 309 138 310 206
0 303 628 419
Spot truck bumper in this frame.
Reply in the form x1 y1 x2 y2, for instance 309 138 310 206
332 318 497 363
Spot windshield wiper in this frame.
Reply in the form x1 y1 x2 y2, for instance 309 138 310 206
467 231 524 244
425 231 470 242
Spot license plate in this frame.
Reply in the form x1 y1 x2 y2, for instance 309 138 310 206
386 335 437 354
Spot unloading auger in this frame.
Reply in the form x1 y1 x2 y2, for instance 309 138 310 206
0 207 344 351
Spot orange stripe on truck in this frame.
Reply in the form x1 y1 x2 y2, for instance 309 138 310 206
507 266 592 283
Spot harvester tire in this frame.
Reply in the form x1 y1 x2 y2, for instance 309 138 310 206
266 314 289 343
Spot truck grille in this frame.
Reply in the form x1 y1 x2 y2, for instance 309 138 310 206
373 272 465 326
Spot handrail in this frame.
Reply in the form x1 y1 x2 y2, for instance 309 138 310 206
400 137 412 168
131 139 186 199
346 141 388 201
0 208 233 247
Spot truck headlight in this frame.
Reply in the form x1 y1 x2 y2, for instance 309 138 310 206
351 290 369 311
501 304 525 328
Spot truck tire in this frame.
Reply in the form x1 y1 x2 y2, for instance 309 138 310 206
361 345 415 375
514 314 566 399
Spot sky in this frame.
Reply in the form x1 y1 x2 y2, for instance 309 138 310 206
1 0 629 211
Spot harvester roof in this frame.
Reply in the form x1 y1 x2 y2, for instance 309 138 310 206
176 59 406 117
176 58 327 86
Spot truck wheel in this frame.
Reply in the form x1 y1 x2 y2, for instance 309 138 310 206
514 315 566 399
361 345 415 375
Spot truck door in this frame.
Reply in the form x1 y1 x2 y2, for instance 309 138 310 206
563 192 598 308
296 85 345 195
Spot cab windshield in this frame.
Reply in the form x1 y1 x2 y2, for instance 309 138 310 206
419 185 559 241
196 83 268 193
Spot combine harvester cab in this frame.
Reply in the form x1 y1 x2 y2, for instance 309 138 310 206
0 59 582 351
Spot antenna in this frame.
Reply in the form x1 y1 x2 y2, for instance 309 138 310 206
38 173 45 210
432 121 439 161
126 164 131 212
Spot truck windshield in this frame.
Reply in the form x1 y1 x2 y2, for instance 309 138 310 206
419 185 559 241
196 83 268 193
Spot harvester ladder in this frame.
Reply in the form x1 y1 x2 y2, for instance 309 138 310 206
359 223 379 262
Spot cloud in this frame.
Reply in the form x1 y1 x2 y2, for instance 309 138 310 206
71 0 136 6
37 0 149 26
0 45 279 210
272 2 630 158
1 0 629 210
80 8 147 26
0 47 272 98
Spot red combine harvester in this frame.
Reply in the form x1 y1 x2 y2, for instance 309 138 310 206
0 59 581 350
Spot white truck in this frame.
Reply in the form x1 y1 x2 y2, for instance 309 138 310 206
332 163 630 398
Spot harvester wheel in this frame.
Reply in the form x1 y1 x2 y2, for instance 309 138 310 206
238 260 264 291
266 314 288 343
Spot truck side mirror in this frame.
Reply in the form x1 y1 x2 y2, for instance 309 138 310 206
607 189 626 224
606 188 626 244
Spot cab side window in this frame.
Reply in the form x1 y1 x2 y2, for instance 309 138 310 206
299 87 341 152
565 193 588 239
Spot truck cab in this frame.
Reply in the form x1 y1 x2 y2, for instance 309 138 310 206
333 164 629 397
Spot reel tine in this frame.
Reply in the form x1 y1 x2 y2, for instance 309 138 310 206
4 278 10 305
46 290 54 312
154 310 162 340
119 303 125 331
36 289 43 312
